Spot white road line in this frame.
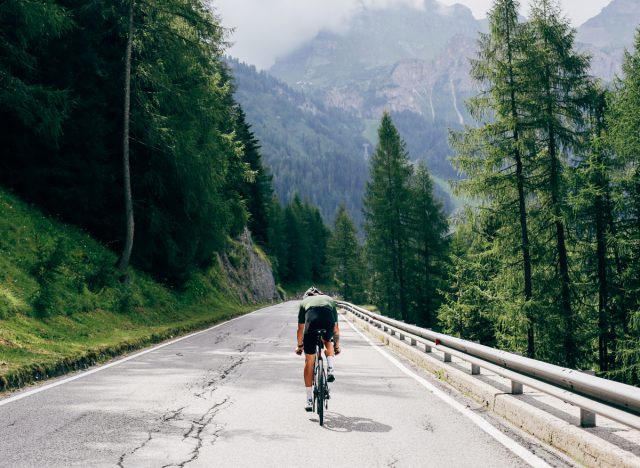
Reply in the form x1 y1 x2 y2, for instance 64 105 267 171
0 305 274 407
344 316 551 468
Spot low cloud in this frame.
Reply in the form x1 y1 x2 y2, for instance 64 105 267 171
213 0 427 69
213 0 612 70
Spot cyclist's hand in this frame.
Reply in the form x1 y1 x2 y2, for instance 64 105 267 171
335 345 341 355
295 345 303 355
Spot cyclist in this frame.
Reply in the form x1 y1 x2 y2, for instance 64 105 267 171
295 286 341 412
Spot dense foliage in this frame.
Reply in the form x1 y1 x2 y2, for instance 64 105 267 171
363 113 450 327
0 0 275 285
439 0 640 379
327 206 366 303
267 195 330 287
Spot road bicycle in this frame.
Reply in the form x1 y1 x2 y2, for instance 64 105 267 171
312 329 331 426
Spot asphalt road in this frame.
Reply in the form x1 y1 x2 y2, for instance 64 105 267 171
0 301 570 467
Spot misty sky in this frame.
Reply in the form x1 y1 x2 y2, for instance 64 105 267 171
213 0 614 70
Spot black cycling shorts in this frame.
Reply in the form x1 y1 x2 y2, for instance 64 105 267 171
302 307 335 355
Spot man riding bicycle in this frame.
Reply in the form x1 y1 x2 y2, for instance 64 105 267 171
295 286 340 412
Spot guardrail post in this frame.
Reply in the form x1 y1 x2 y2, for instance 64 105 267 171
471 364 480 375
399 332 405 341
383 325 388 332
580 370 597 428
424 344 432 353
390 329 395 336
580 408 596 428
511 381 523 395
410 338 416 346
443 353 451 362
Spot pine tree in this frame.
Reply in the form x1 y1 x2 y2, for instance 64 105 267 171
327 206 365 302
570 87 622 372
452 0 538 355
519 0 593 367
439 213 498 346
233 106 273 246
307 206 330 284
363 112 413 320
609 28 640 382
0 0 73 139
406 162 449 327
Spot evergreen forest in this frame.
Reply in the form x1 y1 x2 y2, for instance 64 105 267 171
0 0 331 291
349 0 640 384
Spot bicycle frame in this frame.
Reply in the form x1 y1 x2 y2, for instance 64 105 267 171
312 329 330 426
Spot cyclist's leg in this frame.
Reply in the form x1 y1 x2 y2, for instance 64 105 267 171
317 314 336 381
302 313 320 409
323 339 335 356
303 352 315 387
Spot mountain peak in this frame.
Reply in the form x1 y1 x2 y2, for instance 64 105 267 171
270 1 481 87
577 0 640 49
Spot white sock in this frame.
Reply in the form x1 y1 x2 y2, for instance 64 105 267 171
306 386 313 400
327 356 335 370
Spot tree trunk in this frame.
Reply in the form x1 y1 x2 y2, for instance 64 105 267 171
595 192 609 371
505 12 534 358
423 237 431 327
548 125 576 367
117 0 135 274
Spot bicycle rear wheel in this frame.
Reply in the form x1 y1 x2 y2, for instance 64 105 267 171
317 368 325 426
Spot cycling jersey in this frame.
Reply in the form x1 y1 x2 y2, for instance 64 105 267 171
298 294 338 355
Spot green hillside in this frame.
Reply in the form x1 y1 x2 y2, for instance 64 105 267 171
0 189 256 391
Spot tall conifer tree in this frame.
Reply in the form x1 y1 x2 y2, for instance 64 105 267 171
452 0 537 355
571 87 621 372
520 0 592 367
327 206 365 302
363 112 412 319
609 28 640 381
406 162 449 327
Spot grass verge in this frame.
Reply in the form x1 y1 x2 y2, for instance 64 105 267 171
0 188 274 392
0 302 260 392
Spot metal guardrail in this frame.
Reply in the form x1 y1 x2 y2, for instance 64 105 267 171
337 300 640 432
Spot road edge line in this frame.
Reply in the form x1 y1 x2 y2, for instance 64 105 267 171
344 315 551 468
0 304 274 407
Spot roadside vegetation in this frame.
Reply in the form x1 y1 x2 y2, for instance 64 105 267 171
0 189 259 391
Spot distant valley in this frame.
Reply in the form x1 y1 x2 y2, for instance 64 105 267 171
231 0 640 224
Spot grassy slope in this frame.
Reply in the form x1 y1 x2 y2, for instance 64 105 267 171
0 189 259 391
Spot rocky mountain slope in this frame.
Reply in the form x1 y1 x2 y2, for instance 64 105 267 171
267 0 639 172
577 0 640 50
271 2 479 124
228 58 369 226
269 1 482 187
576 0 640 82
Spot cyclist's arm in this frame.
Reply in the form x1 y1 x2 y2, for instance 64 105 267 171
331 302 339 344
296 304 305 352
296 324 304 348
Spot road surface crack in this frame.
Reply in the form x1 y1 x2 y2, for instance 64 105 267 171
213 332 230 345
117 406 187 467
236 342 252 353
117 427 158 468
162 398 230 468
117 356 243 467
194 356 245 398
